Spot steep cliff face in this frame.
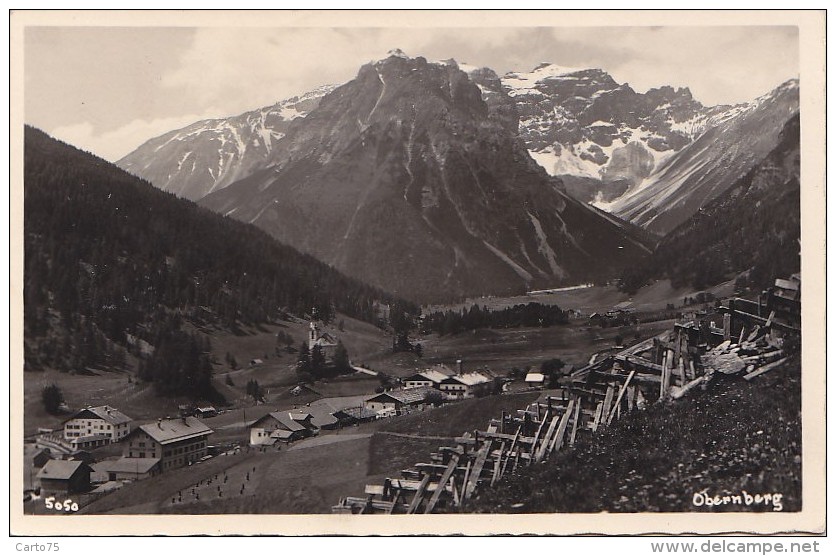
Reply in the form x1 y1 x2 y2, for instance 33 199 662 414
200 53 648 301
503 64 721 191
117 85 335 200
610 79 799 235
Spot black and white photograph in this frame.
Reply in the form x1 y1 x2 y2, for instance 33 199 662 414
9 9 826 537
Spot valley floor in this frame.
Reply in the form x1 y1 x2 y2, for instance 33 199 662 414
21 279 753 517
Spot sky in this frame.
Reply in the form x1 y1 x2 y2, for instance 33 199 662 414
24 24 799 162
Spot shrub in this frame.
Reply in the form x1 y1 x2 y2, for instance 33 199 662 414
42 384 64 415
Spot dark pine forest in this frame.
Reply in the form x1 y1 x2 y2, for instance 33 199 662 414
23 126 411 401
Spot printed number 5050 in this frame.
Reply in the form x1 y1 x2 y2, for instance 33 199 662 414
44 497 79 512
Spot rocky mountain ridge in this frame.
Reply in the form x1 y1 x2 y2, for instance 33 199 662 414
197 53 649 301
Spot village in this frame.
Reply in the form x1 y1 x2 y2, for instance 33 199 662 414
22 273 801 515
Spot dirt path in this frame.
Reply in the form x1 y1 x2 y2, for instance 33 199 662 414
287 433 372 451
374 431 457 441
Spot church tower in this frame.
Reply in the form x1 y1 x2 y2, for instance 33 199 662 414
308 321 319 351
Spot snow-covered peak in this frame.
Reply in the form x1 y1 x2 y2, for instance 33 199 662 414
752 77 799 105
506 62 589 81
293 84 339 103
502 63 599 96
531 62 587 76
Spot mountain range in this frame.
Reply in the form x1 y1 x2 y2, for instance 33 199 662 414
114 50 800 299
198 53 649 301
118 85 336 201
607 79 799 235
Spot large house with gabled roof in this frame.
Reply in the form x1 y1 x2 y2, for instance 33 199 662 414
403 369 450 389
248 410 317 446
62 405 133 443
363 386 434 415
439 371 494 399
120 416 213 472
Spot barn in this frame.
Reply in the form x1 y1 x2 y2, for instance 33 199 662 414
37 460 91 494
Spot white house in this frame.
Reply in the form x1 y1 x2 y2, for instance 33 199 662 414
364 386 434 415
248 411 316 446
62 405 133 444
524 372 546 389
439 372 493 399
402 369 449 389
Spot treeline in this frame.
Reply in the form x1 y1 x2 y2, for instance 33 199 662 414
619 115 800 294
421 302 569 336
23 127 412 399
296 342 351 384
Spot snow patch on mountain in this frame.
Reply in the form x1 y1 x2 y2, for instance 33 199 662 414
117 84 337 201
527 211 563 275
503 63 589 96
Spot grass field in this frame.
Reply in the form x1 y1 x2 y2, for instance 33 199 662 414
23 367 178 436
76 432 459 514
369 391 541 437
367 434 457 476
426 278 736 315
22 313 393 435
411 319 676 373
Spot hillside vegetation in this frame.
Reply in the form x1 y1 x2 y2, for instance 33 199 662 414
466 357 801 513
24 127 409 399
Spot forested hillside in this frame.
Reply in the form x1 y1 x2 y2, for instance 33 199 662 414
23 127 409 398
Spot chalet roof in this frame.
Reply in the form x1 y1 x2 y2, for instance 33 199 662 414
428 364 457 377
443 372 491 386
70 434 111 444
311 336 338 348
775 278 800 291
525 372 545 383
90 481 124 494
405 370 449 384
37 459 88 480
137 417 213 445
64 405 132 426
315 395 368 412
98 457 161 474
335 407 378 420
311 413 338 428
367 386 434 405
250 412 307 432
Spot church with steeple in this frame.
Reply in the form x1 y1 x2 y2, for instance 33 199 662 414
308 320 339 358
